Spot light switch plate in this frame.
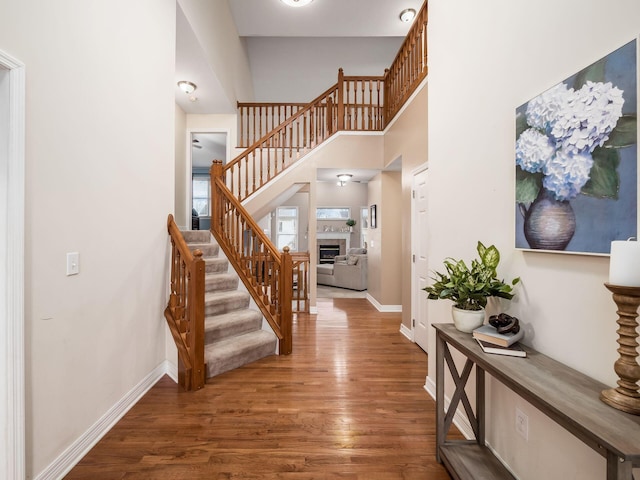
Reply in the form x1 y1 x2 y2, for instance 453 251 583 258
66 252 79 276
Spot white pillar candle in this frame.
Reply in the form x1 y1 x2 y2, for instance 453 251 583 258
609 240 640 287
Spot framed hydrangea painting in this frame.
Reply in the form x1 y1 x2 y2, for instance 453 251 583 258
515 39 637 255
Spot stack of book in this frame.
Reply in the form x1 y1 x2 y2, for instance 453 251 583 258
472 324 526 357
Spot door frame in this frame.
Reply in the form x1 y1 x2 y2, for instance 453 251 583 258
0 49 26 480
411 162 429 349
185 128 230 229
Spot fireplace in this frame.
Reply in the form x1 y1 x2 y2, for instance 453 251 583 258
319 244 340 264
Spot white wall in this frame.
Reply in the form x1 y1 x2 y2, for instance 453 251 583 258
178 0 255 110
427 1 640 478
0 0 176 477
246 37 403 102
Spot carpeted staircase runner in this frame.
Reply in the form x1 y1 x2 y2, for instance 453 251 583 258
181 230 277 378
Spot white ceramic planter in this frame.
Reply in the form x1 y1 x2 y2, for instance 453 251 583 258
451 306 485 333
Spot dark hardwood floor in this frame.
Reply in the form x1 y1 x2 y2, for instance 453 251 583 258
65 298 458 479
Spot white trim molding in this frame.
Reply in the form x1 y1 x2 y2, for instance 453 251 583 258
34 362 175 480
399 323 413 341
366 293 402 312
1 49 26 480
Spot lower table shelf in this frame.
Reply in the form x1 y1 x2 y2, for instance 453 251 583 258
440 443 515 480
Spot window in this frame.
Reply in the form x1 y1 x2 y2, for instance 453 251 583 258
316 207 350 220
360 206 369 249
276 206 298 251
360 207 369 229
192 175 210 216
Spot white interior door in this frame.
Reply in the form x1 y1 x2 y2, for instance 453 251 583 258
412 167 429 352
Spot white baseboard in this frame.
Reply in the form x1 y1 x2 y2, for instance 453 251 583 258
165 360 178 383
366 294 402 312
424 376 474 439
34 361 174 480
399 323 413 341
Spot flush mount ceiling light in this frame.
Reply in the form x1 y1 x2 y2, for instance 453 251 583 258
177 81 197 94
280 0 314 7
337 173 353 182
399 8 416 23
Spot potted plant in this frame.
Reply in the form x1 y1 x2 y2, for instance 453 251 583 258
346 218 356 232
424 241 520 332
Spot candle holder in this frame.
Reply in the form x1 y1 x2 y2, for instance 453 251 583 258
600 283 640 415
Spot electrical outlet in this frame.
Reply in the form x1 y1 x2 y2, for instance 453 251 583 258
515 407 529 441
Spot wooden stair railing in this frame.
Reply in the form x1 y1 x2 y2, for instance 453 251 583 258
291 252 310 313
384 1 428 124
226 82 340 203
227 69 388 203
237 102 306 148
165 214 206 391
210 160 293 355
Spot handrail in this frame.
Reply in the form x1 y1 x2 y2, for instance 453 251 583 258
165 214 206 391
210 160 293 354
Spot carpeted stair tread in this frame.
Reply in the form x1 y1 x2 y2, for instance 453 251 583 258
204 309 263 343
205 272 238 292
181 230 211 243
205 330 277 378
204 257 229 273
187 242 219 258
205 290 250 316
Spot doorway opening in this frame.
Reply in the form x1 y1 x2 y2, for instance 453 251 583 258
189 131 227 231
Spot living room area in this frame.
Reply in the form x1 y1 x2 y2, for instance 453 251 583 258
255 168 374 298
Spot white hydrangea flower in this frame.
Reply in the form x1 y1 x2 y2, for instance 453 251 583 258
542 149 594 200
550 81 624 155
516 128 555 173
526 83 573 130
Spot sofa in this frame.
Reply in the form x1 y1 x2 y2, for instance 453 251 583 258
316 248 367 291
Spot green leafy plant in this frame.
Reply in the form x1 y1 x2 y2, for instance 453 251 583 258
424 241 520 311
346 219 356 227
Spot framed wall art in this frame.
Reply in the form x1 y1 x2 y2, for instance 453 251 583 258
370 204 377 229
515 39 637 255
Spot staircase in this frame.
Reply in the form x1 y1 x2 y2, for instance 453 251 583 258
182 229 277 378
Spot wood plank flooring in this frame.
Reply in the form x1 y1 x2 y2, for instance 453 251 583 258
65 298 459 479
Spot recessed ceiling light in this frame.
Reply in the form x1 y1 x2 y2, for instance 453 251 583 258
281 0 314 7
177 81 197 94
399 8 416 23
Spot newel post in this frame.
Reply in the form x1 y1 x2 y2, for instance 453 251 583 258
337 68 345 131
189 249 206 390
279 246 293 355
210 159 224 236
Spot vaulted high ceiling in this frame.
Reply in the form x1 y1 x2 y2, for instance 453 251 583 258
176 0 423 114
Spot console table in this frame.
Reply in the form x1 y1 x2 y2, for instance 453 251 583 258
433 323 640 480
